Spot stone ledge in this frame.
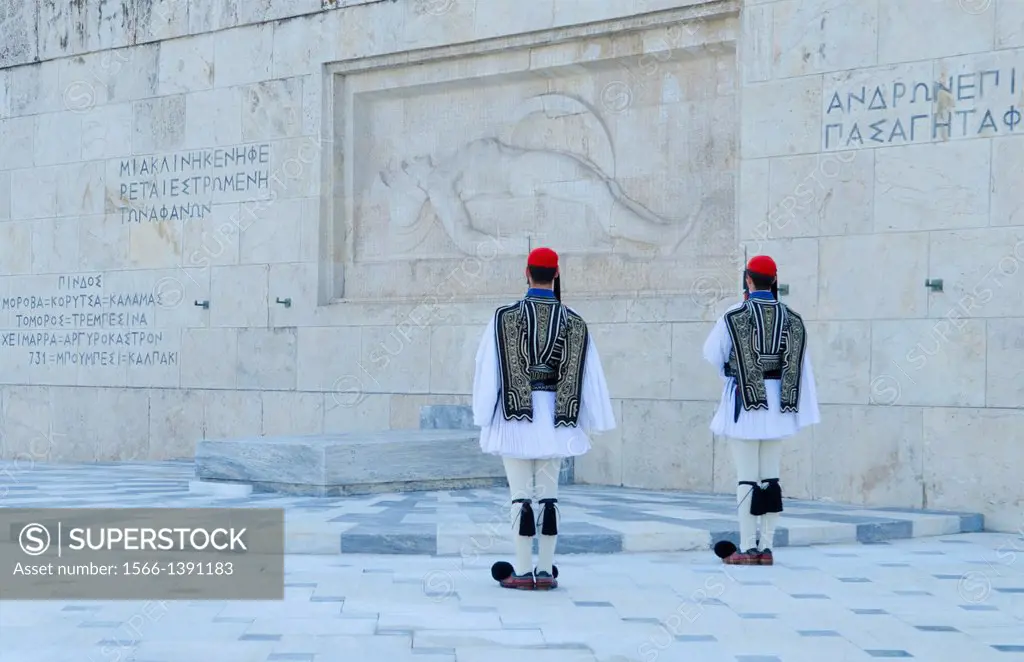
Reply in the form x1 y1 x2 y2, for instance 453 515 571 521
195 430 506 496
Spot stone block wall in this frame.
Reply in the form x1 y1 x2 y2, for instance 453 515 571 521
0 0 1020 531
735 0 1024 531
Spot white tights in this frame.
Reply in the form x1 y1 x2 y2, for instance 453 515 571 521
729 439 782 552
502 457 562 575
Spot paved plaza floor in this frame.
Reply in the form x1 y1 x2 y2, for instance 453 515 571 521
0 461 984 554
2 534 1023 662
0 462 1019 661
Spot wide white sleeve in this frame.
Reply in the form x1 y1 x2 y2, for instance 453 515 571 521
796 345 821 427
702 316 732 378
578 337 616 433
471 316 500 427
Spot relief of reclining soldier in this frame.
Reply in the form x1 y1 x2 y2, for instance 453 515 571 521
378 136 710 258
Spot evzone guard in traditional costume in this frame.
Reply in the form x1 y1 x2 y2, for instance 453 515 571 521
703 255 820 566
472 247 615 590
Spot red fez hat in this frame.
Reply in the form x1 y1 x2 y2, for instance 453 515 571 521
527 247 558 269
746 255 777 278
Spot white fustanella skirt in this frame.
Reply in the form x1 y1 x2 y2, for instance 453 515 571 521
479 391 594 460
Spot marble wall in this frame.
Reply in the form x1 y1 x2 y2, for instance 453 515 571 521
0 0 1020 530
736 0 1024 531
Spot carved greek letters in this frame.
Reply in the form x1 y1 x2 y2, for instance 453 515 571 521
957 73 976 101
911 83 932 104
868 87 887 110
979 110 999 133
1004 106 1022 130
3 276 178 370
823 64 1024 150
115 143 272 224
892 82 907 107
869 119 886 143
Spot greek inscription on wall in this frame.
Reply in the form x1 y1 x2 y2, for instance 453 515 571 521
0 276 178 369
822 66 1023 150
113 143 272 224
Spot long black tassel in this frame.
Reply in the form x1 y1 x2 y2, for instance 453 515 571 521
513 498 536 536
539 498 558 535
553 275 561 302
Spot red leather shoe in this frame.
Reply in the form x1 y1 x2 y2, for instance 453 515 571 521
499 572 535 590
723 548 761 565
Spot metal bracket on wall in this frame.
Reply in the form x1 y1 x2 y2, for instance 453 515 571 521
275 297 292 308
925 278 943 292
777 284 790 296
194 300 210 309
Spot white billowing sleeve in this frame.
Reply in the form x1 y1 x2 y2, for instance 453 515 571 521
471 316 499 427
578 338 616 433
702 316 732 378
796 346 821 428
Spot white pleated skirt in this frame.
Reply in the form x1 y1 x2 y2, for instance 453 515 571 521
479 391 593 460
710 378 818 440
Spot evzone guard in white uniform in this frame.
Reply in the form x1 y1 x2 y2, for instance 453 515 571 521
472 247 615 590
703 255 820 566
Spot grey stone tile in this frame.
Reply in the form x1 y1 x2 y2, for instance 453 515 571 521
858 521 913 542
864 651 912 658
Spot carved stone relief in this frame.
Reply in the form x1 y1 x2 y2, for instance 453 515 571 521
333 25 738 299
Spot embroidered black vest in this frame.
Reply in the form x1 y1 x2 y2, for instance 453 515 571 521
723 299 806 413
493 295 589 427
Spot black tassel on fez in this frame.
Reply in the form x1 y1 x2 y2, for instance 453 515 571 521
539 498 558 536
513 498 536 537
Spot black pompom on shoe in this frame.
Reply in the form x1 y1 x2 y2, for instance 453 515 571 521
491 561 514 582
713 540 737 559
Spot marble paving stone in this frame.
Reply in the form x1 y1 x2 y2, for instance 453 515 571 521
0 461 986 558
5 527 1020 661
